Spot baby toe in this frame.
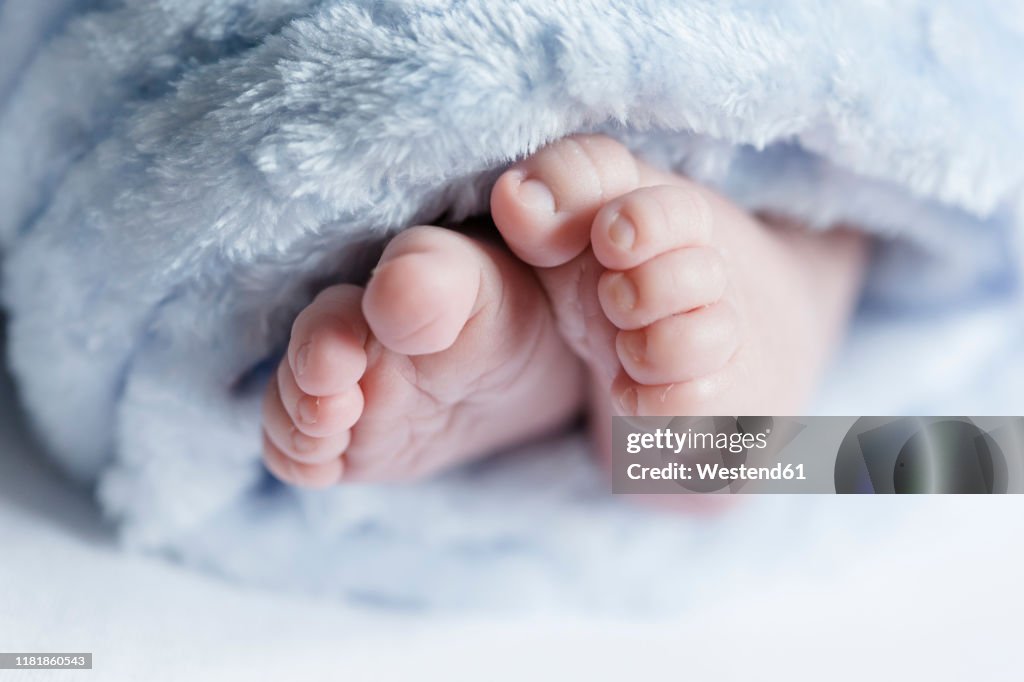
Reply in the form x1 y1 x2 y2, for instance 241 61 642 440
289 284 369 397
362 226 483 356
276 359 364 438
612 368 740 418
615 302 740 386
262 378 352 465
598 246 728 330
263 434 344 489
591 184 714 271
491 134 641 268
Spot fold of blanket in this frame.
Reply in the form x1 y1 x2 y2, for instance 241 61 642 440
1 0 1022 608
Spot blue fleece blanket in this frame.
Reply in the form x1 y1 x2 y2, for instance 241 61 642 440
1 0 1022 609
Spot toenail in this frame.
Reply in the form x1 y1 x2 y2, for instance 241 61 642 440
291 428 319 454
517 178 556 214
608 215 636 251
623 331 646 363
618 387 638 415
608 273 637 311
295 343 312 376
297 395 319 425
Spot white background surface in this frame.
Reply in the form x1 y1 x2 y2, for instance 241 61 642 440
3 326 1024 680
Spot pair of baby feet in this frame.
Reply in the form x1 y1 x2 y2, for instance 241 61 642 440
263 135 866 488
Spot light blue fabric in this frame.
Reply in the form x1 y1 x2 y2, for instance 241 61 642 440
1 0 1022 609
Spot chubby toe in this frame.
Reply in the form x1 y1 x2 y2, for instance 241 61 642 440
611 366 743 418
263 377 352 465
591 184 714 271
615 303 740 386
598 246 727 330
288 284 369 397
276 359 364 438
263 434 344 489
362 226 482 356
491 135 641 268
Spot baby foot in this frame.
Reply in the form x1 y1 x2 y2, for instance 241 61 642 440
491 135 865 459
262 225 584 488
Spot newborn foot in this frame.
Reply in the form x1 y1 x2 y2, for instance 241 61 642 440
491 135 865 458
262 226 584 488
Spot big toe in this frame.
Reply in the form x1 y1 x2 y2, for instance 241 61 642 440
491 134 643 268
362 226 483 356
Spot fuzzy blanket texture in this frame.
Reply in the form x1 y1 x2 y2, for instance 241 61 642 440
2 0 1023 609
